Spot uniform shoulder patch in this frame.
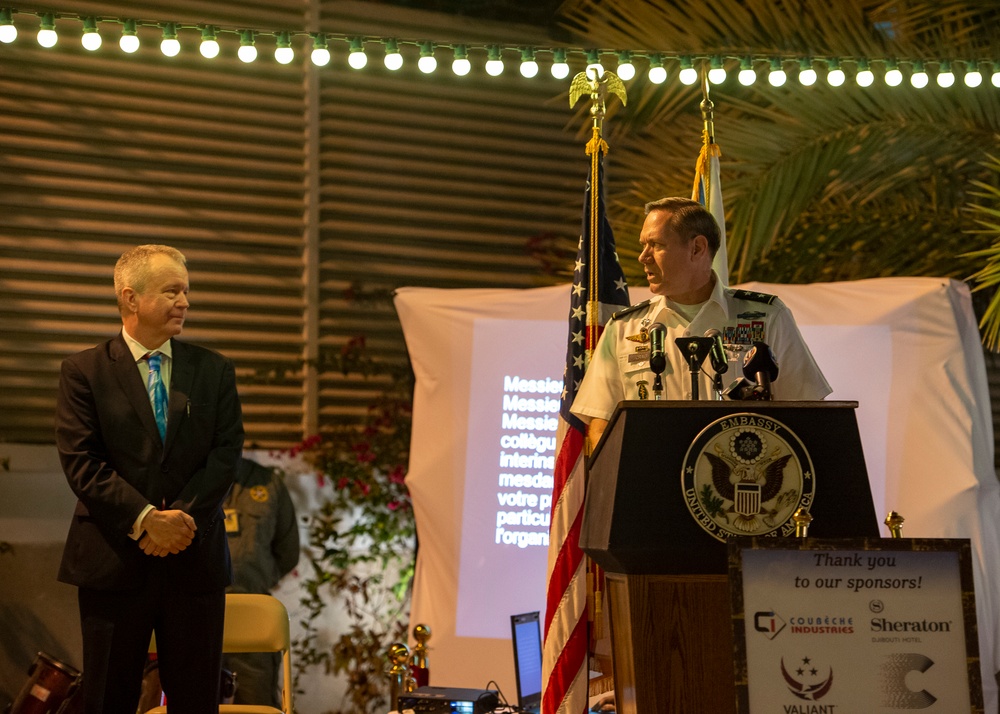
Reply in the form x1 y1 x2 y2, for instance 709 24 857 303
612 299 651 321
730 289 778 305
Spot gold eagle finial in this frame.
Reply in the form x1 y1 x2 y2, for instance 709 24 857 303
569 67 628 130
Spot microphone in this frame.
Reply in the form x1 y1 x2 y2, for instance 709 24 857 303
742 341 779 400
648 322 667 375
704 328 728 374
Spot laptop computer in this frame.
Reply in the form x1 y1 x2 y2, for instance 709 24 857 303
510 611 543 714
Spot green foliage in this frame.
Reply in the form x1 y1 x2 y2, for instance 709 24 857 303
289 337 416 714
549 0 1000 294
964 155 1000 350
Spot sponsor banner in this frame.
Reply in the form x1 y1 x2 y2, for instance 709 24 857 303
730 538 983 713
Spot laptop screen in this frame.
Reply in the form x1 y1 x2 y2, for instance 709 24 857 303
510 611 542 711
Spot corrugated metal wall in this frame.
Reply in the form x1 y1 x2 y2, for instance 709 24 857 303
0 1 590 447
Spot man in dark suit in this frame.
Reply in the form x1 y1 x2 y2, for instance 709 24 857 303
55 244 244 714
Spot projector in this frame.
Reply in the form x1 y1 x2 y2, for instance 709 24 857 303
396 686 500 714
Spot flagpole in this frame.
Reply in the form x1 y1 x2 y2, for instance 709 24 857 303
543 65 626 714
694 65 729 285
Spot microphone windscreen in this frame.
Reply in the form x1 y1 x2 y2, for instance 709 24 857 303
743 341 779 380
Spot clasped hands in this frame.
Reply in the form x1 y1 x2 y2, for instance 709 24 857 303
138 509 196 557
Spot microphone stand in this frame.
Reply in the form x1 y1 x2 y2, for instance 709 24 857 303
687 351 701 401
674 337 714 401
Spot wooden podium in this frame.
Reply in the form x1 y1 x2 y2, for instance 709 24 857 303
580 401 879 713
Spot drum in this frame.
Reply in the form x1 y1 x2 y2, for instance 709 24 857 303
9 652 81 714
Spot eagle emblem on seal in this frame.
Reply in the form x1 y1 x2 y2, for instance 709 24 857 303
682 414 815 541
705 430 792 532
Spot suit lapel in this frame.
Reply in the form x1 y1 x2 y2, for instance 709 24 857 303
110 333 162 444
165 338 194 455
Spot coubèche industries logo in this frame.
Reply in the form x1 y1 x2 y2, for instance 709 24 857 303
682 413 815 542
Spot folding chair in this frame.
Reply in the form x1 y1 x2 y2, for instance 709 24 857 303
146 593 293 714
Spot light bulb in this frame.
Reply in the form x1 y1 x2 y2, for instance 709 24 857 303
237 30 256 63
383 39 402 70
708 56 726 84
551 49 569 79
119 20 139 53
274 32 293 65
418 54 436 73
885 68 903 86
799 68 817 85
616 51 635 81
0 9 16 44
452 45 470 76
519 48 538 78
348 50 367 69
827 68 845 87
81 18 101 51
486 46 503 76
936 62 954 87
200 28 219 59
964 62 982 87
648 55 666 84
677 56 697 85
348 38 367 69
310 34 330 66
910 61 928 88
160 23 179 57
856 69 874 87
768 59 786 87
417 42 436 73
37 14 57 48
993 68 1000 88
738 66 756 86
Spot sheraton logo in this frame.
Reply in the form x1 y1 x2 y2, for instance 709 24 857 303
870 618 953 633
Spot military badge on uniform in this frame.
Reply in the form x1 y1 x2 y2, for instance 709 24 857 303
682 413 814 542
224 507 240 533
249 486 270 503
626 327 650 344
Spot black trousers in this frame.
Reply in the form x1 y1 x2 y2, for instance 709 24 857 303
77 574 225 714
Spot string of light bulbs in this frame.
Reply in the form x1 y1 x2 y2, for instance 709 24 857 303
1 8 998 89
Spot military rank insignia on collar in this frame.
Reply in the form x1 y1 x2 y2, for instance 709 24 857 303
612 299 651 320
731 289 777 305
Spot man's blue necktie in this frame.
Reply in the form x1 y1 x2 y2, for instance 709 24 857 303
145 352 168 441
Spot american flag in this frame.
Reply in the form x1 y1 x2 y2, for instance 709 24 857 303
542 130 630 714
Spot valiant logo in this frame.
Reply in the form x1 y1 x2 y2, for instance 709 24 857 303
754 610 786 639
781 655 834 702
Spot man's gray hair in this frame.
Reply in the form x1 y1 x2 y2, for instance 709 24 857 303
114 244 186 313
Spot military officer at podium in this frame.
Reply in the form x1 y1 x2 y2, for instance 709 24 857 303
572 197 830 447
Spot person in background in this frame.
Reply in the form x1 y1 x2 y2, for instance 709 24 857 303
223 456 300 707
55 244 243 714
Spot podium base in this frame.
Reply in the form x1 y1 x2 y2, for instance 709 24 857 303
606 572 735 714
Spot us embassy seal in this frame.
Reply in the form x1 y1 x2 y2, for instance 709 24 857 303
682 413 815 542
